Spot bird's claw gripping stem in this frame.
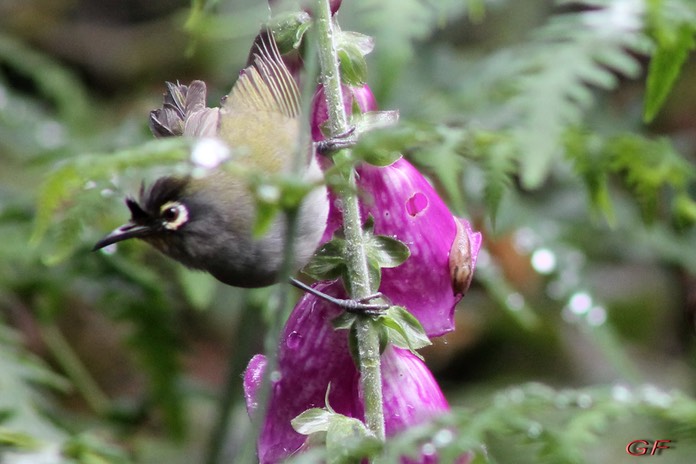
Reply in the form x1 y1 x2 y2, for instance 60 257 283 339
290 278 389 315
315 126 357 154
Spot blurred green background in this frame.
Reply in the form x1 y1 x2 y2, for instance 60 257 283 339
0 0 695 463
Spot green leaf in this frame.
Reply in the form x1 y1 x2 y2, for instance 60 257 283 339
644 24 695 122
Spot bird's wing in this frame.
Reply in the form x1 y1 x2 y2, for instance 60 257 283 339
219 32 301 173
224 32 300 118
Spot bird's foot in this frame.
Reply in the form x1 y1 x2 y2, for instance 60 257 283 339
315 126 357 154
290 278 389 315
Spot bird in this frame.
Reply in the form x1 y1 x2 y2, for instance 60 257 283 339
93 32 330 289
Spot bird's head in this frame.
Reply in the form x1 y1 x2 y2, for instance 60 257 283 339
93 177 193 253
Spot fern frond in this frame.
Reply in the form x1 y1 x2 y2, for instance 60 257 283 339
606 134 695 222
354 0 485 96
380 383 696 464
506 1 651 188
32 138 190 261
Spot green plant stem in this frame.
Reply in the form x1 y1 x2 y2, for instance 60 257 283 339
40 324 110 415
315 0 386 442
236 207 301 464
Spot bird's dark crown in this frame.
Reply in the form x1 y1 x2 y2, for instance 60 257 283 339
128 176 191 220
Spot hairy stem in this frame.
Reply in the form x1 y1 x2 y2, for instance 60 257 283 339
315 0 386 442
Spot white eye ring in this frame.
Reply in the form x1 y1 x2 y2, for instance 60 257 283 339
160 201 189 230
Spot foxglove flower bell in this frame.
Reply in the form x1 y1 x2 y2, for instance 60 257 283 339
243 83 481 463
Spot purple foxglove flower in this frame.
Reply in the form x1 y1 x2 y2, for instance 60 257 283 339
243 82 480 462
244 282 458 464
311 83 482 336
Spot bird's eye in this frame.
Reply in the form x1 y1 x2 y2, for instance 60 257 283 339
162 206 179 221
160 201 189 230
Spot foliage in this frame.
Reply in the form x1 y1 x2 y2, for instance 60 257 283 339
0 0 694 463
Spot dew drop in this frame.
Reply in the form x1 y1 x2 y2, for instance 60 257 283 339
567 291 592 315
433 429 454 446
269 370 282 383
99 244 118 255
611 384 632 403
286 331 303 350
531 248 556 274
421 443 436 456
576 393 592 409
506 292 525 311
406 192 428 216
527 422 543 438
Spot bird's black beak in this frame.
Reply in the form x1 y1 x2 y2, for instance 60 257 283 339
92 223 153 251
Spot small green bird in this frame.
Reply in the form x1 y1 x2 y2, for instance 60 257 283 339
93 33 329 288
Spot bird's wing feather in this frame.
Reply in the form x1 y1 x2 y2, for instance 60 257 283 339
223 33 300 118
219 32 302 173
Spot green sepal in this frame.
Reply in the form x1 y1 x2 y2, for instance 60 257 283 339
336 31 374 85
269 11 313 52
365 234 410 269
348 322 360 367
326 414 381 464
292 405 380 464
353 124 429 168
303 238 347 281
332 312 357 331
292 407 334 435
380 305 431 358
350 111 402 166
336 31 375 57
337 44 368 86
